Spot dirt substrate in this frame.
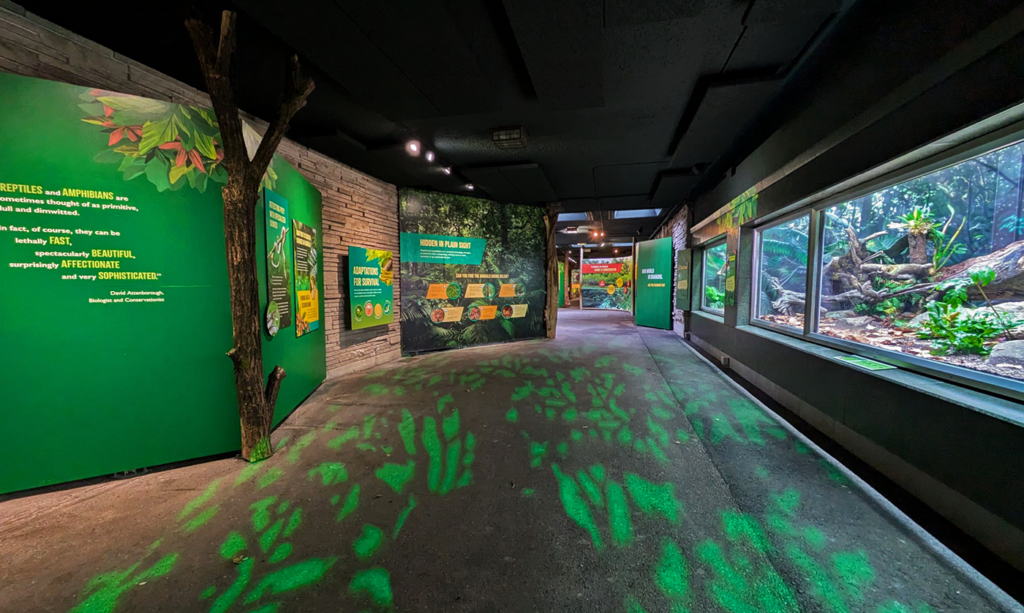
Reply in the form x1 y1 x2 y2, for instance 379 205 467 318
758 314 1024 382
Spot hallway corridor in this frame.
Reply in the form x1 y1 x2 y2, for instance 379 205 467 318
1 310 1018 612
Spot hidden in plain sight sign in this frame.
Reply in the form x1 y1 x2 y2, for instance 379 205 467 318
349 246 394 330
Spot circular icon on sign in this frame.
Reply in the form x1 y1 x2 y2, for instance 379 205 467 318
616 277 624 287
481 283 496 299
384 300 392 315
515 282 527 296
501 305 514 319
364 301 373 317
374 303 383 319
354 304 363 320
607 286 615 295
265 302 281 337
430 308 445 323
446 282 462 300
598 280 606 287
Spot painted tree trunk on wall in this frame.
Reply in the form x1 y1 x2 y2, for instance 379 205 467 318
186 10 312 461
544 207 558 339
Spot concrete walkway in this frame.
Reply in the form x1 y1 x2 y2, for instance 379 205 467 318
1 310 1020 613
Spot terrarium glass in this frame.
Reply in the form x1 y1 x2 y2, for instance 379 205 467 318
815 140 1024 381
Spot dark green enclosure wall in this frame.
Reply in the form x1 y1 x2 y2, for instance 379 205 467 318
0 72 325 494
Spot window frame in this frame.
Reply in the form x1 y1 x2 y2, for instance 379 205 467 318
751 209 813 334
749 124 1024 402
700 238 728 315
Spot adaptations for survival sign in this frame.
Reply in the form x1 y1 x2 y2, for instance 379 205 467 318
348 246 394 329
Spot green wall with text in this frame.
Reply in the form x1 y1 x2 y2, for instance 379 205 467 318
0 72 324 494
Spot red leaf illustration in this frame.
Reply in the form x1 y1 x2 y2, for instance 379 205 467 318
159 141 183 151
175 148 187 167
188 149 207 174
108 128 125 146
103 105 114 117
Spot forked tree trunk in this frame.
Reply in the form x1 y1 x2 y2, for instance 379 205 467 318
186 11 313 461
544 206 558 339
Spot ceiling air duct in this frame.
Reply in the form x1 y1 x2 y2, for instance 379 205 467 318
491 126 527 150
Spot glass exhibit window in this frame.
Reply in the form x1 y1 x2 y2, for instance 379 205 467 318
816 139 1024 382
702 241 727 313
756 214 810 329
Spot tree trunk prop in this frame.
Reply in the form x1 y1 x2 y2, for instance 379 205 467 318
544 206 558 339
185 11 314 461
773 225 1024 314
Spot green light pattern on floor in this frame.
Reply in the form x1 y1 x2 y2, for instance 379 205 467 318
60 336 971 613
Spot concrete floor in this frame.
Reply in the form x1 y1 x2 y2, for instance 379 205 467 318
1 310 1020 613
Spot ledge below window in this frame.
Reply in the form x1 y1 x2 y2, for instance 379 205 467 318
730 323 1024 430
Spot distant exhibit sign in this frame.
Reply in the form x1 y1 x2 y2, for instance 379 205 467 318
348 246 394 329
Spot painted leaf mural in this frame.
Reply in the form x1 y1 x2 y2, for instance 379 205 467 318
79 89 226 193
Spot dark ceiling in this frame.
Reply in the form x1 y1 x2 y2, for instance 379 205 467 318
20 0 851 254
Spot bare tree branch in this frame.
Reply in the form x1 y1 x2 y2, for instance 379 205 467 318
249 55 315 184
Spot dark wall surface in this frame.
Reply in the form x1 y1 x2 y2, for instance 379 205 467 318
684 0 1024 563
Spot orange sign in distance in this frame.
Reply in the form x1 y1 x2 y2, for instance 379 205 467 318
426 284 448 299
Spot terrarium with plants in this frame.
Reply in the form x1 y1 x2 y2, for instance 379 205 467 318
757 140 1024 382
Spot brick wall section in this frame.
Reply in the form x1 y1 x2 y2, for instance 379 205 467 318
0 1 402 378
656 205 691 331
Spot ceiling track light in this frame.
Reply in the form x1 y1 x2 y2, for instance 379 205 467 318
441 166 452 175
425 151 435 163
465 183 474 191
405 140 421 156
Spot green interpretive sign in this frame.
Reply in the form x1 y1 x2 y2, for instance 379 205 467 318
724 249 737 307
635 237 673 330
399 231 487 265
349 246 395 329
835 355 897 371
292 218 319 337
264 189 292 336
675 248 691 312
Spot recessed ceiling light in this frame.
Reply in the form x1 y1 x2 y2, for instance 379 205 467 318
425 151 435 162
441 166 452 175
465 183 474 191
406 140 421 156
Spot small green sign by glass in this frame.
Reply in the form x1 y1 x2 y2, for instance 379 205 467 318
349 246 395 329
834 355 896 371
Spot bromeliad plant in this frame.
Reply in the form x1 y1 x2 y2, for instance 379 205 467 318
915 267 1023 355
80 90 227 193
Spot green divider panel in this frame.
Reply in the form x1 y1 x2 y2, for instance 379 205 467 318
634 237 673 329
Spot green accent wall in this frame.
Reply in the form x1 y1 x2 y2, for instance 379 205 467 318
634 237 673 330
0 72 324 494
